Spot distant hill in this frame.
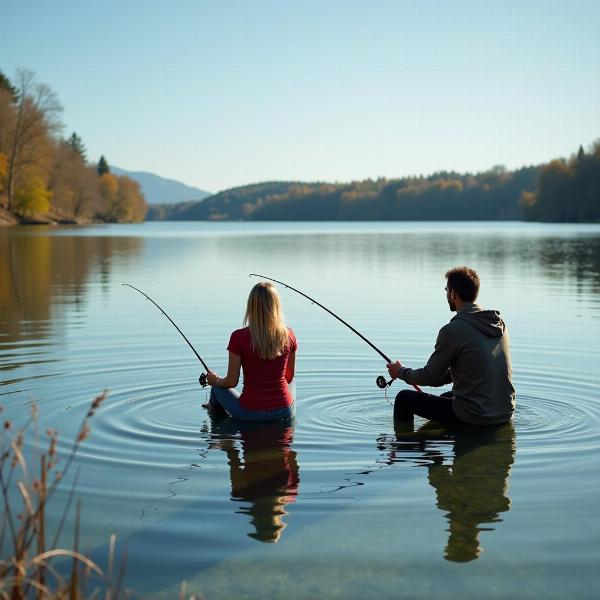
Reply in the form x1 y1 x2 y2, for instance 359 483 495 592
111 166 211 204
146 181 319 221
149 168 542 221
174 181 317 220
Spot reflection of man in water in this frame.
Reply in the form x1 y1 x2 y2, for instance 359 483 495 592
382 421 515 562
210 417 299 543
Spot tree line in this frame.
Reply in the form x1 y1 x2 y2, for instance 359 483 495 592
0 69 147 223
521 143 600 222
148 144 599 222
148 167 542 222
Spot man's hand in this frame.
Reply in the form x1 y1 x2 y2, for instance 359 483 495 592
386 360 404 379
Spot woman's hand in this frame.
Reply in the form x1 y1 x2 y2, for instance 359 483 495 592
206 353 241 389
206 370 220 386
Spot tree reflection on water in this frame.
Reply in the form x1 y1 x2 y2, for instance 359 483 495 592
0 227 143 369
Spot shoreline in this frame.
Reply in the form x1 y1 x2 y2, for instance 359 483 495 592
2 206 600 226
0 206 112 226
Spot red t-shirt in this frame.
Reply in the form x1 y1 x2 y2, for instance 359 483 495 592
227 327 297 411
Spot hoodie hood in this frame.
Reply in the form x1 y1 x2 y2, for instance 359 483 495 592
451 303 505 337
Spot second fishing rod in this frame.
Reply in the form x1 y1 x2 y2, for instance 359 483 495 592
249 274 422 393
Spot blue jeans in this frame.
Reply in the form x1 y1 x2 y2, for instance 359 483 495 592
209 384 296 422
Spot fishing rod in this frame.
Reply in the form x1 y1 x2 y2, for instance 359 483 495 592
122 283 210 387
249 274 421 392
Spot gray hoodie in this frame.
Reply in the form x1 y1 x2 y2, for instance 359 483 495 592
400 304 515 425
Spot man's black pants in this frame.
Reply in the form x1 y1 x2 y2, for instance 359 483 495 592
394 389 463 424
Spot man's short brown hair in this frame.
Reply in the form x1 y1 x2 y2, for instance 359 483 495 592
445 266 480 302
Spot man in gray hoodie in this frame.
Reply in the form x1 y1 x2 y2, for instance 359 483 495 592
387 266 515 425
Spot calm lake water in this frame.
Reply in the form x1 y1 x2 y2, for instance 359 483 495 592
1 221 600 598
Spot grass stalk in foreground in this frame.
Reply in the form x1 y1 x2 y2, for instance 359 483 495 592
0 391 124 599
1 392 203 599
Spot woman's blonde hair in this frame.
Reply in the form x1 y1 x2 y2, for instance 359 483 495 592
244 282 289 360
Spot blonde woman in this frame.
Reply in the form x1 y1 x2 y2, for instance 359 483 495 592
205 282 297 421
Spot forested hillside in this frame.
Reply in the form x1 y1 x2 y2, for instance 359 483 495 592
149 167 542 221
0 69 147 224
522 144 600 222
149 143 599 223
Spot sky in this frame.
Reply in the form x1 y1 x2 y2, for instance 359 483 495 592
2 0 599 193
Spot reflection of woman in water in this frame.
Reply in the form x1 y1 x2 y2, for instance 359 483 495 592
205 282 297 421
383 421 515 562
210 417 300 543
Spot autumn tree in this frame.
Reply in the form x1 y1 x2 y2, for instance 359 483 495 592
522 143 600 222
99 174 146 222
115 176 147 222
4 69 63 212
0 73 16 207
0 153 7 197
49 139 100 219
13 176 52 217
98 172 118 218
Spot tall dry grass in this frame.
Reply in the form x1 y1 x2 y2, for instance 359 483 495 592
0 391 130 599
1 392 203 599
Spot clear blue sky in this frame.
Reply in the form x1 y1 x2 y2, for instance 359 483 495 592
2 0 599 192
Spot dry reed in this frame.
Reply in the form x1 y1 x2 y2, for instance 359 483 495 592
1 392 202 599
0 391 129 599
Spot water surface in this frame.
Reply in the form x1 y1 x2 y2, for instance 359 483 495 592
1 222 599 598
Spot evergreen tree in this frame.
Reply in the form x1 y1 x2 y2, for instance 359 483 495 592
97 155 109 176
577 145 585 160
0 69 17 99
67 132 86 160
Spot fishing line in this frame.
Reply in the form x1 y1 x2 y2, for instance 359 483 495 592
384 385 393 406
122 283 210 388
249 274 421 393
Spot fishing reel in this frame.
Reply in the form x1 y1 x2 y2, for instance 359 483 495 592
376 375 393 389
199 373 208 388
